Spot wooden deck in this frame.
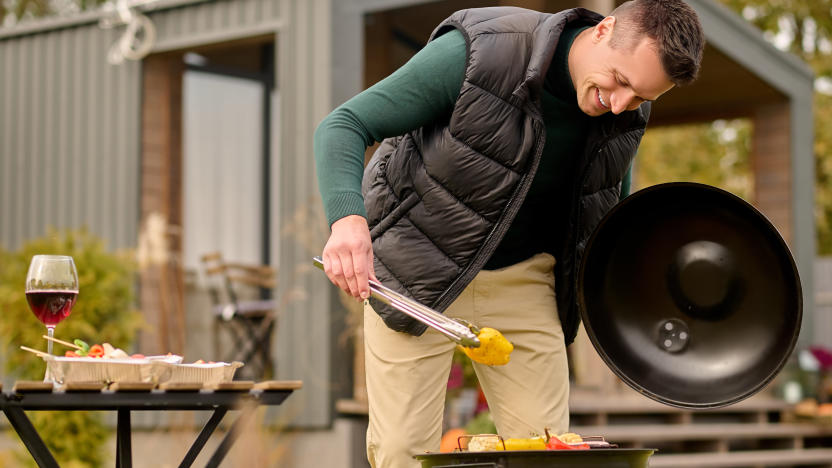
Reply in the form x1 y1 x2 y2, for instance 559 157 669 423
337 388 832 467
570 388 832 468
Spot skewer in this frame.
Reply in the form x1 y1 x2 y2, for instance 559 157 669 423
20 345 51 358
42 334 82 350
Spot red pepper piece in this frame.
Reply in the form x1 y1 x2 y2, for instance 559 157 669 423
546 437 573 450
88 344 105 358
546 438 591 450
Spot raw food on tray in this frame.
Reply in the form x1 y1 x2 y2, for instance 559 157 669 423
41 338 242 385
154 360 244 385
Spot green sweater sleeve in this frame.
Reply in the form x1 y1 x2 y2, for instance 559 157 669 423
313 29 467 227
620 163 632 200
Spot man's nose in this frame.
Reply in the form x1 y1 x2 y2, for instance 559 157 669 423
610 89 637 114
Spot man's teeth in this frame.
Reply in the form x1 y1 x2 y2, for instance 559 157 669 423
599 90 608 108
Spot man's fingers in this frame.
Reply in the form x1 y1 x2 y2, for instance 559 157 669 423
363 250 376 298
338 252 361 298
353 255 370 300
323 254 350 293
322 215 374 301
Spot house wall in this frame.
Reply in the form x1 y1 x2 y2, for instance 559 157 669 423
0 22 141 251
0 0 337 429
0 0 285 252
0 0 289 254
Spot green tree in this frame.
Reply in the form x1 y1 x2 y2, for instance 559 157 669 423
638 0 832 254
0 229 143 467
1 0 106 26
718 1 832 254
635 119 753 200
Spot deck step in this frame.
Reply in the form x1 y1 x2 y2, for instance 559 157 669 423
569 389 791 415
649 448 832 467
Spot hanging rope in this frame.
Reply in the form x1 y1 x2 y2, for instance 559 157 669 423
99 0 158 64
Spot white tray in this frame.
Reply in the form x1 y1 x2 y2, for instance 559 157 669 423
43 355 242 385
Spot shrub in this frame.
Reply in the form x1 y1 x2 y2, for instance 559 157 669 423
0 229 143 467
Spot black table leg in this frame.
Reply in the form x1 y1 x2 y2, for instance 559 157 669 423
178 408 228 468
205 406 256 468
116 409 132 468
2 407 59 468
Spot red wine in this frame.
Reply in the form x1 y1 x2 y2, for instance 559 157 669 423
26 290 77 326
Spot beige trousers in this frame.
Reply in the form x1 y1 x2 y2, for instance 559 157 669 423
363 253 569 468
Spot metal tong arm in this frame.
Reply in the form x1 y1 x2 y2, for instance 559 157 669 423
312 256 480 347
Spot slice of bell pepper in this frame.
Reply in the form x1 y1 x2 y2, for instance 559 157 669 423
87 344 105 358
74 339 90 355
546 437 590 450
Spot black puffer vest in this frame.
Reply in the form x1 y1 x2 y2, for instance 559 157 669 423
362 7 650 345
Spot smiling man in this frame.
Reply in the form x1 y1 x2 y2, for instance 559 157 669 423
314 1 704 467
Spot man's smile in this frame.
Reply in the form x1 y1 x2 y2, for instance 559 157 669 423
597 88 609 109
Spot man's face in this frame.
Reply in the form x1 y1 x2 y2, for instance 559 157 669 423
571 17 675 117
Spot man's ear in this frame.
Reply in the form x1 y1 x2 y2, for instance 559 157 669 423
593 16 617 43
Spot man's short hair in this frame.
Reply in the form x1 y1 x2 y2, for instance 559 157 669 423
609 0 705 86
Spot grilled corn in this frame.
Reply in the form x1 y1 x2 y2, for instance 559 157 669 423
500 436 547 451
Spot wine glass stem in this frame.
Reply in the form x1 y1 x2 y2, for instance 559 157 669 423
47 327 55 356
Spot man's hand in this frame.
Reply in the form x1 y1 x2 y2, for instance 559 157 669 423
322 215 377 300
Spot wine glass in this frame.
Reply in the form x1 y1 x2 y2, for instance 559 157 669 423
25 255 79 356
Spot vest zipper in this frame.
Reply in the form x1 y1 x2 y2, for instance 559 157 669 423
433 119 548 311
563 135 613 341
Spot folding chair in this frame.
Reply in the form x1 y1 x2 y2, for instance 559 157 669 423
200 252 277 380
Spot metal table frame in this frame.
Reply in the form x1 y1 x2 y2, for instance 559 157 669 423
1 388 296 468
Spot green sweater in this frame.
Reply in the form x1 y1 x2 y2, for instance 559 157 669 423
314 25 631 270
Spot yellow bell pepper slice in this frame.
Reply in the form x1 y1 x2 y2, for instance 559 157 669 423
499 437 547 451
460 327 514 366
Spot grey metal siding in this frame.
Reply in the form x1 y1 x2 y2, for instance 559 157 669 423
0 24 140 251
274 0 337 429
152 0 284 52
0 0 285 252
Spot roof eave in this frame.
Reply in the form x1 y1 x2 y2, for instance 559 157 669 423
691 0 814 95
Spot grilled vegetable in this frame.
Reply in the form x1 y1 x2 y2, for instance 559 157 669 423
87 344 105 358
500 437 547 451
460 327 514 366
74 339 90 356
468 435 502 452
545 431 590 450
557 432 583 444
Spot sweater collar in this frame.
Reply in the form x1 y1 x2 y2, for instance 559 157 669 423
547 24 591 101
517 8 604 105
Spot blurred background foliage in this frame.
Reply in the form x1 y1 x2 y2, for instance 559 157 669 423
0 0 106 26
720 0 832 255
0 229 142 467
635 119 753 200
636 0 832 254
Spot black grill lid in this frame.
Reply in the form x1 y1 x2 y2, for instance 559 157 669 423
578 182 802 409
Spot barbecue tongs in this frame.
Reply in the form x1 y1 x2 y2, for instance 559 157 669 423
313 256 480 348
